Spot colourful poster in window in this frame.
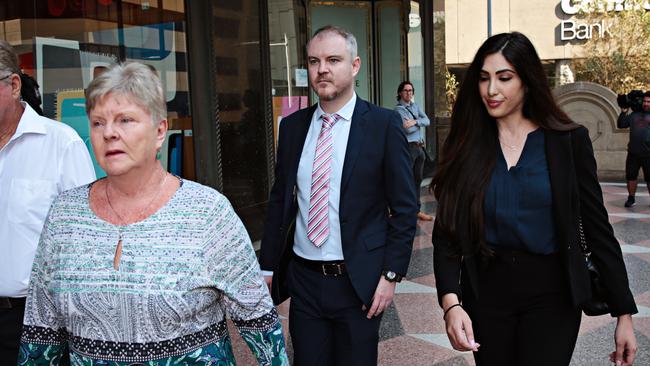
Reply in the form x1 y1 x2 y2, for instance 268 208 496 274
56 90 106 179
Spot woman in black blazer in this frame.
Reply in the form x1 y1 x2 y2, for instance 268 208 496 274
431 32 637 366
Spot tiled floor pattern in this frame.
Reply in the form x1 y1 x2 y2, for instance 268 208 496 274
231 183 649 365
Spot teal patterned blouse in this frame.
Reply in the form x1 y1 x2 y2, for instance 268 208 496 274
18 179 288 365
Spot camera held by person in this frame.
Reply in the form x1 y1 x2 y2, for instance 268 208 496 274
617 89 645 113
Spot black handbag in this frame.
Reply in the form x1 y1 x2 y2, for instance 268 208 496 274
577 217 610 316
570 129 610 316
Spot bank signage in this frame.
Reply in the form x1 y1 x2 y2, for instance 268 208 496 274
559 0 649 41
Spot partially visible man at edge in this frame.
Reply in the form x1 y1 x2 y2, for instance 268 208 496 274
0 40 95 364
259 25 418 365
617 91 650 207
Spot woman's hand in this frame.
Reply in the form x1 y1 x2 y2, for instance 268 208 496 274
441 294 479 352
444 305 479 352
609 314 636 365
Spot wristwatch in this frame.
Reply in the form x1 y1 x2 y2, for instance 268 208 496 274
382 270 403 283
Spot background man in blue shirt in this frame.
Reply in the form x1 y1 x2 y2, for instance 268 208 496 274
395 81 433 221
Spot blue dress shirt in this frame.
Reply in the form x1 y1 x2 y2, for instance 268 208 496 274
394 101 430 143
484 128 557 254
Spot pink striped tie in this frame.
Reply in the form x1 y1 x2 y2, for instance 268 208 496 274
307 113 341 247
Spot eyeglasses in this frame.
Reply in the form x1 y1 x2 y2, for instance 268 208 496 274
0 73 14 82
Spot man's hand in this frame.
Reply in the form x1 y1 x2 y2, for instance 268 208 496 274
263 275 273 293
363 277 397 319
403 119 417 129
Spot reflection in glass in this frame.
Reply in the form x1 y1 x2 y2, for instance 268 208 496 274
213 0 271 240
268 0 309 147
0 1 192 180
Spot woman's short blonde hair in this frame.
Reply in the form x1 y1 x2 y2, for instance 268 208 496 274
85 62 166 124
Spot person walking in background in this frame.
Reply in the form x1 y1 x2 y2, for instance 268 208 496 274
0 40 95 365
18 62 288 365
431 32 637 365
395 81 433 221
260 25 417 365
617 91 650 207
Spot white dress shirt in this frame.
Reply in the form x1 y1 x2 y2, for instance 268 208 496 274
0 103 96 297
293 93 356 261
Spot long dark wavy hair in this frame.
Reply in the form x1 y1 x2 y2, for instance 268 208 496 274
431 32 578 257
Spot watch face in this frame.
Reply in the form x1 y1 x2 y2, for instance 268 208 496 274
386 271 396 280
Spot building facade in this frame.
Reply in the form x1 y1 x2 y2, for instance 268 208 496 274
1 0 435 240
433 0 650 179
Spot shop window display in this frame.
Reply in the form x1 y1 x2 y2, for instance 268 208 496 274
0 0 192 179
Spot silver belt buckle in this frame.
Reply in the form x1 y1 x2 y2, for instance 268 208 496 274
322 263 343 276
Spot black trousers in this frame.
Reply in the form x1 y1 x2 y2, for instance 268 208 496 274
409 144 425 210
0 301 25 364
462 249 582 366
625 152 650 182
287 258 382 366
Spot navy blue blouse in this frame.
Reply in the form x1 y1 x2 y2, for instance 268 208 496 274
484 128 557 254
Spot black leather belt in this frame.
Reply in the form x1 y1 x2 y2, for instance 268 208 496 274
0 297 26 309
293 254 346 276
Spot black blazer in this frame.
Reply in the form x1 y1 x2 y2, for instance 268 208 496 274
260 97 418 306
433 126 638 317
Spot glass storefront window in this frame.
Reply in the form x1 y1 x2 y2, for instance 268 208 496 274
407 1 425 112
268 0 309 147
433 0 447 117
0 0 192 180
212 0 271 240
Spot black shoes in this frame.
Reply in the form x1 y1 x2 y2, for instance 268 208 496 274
624 196 635 208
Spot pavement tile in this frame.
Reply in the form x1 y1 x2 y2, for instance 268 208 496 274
608 215 629 224
607 204 632 214
393 293 440 334
421 202 437 216
410 273 437 288
379 302 405 341
635 239 650 248
577 314 616 336
379 335 474 366
610 212 650 220
229 320 258 365
417 220 435 237
277 299 290 317
405 247 434 280
412 234 433 250
612 219 650 244
636 305 650 318
632 291 650 306
623 255 650 294
395 279 437 294
635 317 650 340
621 244 650 254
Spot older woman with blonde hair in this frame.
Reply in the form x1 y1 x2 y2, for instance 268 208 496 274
18 62 288 365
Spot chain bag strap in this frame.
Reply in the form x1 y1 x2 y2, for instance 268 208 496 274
573 132 610 316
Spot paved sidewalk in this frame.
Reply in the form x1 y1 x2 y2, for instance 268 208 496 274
232 183 649 365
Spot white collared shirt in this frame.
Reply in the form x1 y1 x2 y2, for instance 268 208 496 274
293 93 357 261
0 103 96 297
